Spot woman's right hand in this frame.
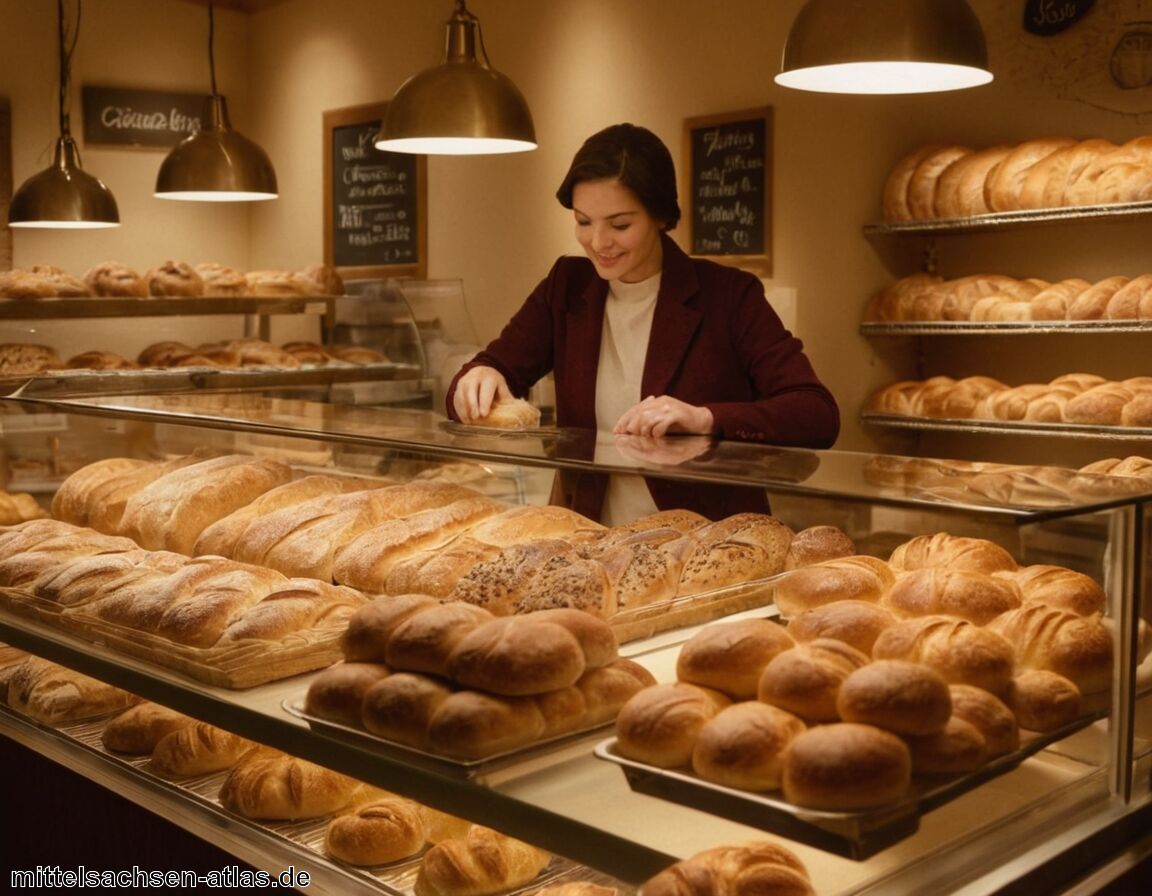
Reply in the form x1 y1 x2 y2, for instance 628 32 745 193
452 365 512 422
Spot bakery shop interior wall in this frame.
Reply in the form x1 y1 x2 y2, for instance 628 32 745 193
0 0 274 358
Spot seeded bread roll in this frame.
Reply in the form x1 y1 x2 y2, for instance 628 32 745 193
675 617 795 700
836 659 953 736
614 681 731 768
691 701 807 791
677 513 794 596
782 722 911 810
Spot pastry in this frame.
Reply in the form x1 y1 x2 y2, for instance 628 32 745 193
83 261 148 297
144 260 204 297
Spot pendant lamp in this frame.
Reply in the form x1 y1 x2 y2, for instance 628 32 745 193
155 2 277 201
374 0 536 155
9 0 119 229
775 0 993 95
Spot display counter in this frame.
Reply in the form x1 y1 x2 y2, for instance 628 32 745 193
1 379 1150 895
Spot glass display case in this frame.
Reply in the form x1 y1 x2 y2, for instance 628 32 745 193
0 378 1150 895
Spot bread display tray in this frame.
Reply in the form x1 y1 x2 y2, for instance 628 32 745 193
861 412 1152 442
0 705 607 896
283 695 614 781
593 712 1106 860
0 588 345 689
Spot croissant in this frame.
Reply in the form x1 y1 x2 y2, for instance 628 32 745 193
414 825 551 896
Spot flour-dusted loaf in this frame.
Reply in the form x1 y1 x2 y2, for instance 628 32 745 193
324 794 428 865
214 578 370 644
414 825 552 896
149 720 259 776
871 615 1017 696
219 750 364 821
5 656 140 724
101 701 196 754
119 454 294 554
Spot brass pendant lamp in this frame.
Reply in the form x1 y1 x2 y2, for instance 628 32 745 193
775 0 993 95
155 2 277 201
375 0 537 155
8 0 119 229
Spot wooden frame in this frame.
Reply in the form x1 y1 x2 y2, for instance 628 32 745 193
323 101 428 280
681 106 772 275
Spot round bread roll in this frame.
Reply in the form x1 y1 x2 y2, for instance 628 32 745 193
524 607 619 669
985 605 1112 694
614 681 731 768
384 601 495 678
784 525 856 570
473 396 541 429
889 533 1017 574
195 262 250 297
782 722 911 810
446 615 587 696
905 716 988 775
772 555 893 618
84 261 148 297
948 684 1020 757
136 340 196 367
1003 564 1106 616
325 795 427 865
0 342 63 375
575 658 657 725
757 638 869 722
836 659 953 736
1029 277 1092 320
145 260 204 297
101 702 195 755
785 599 896 655
1065 383 1135 425
871 615 1017 696
882 567 1022 625
219 752 362 821
361 672 455 748
426 690 548 759
675 617 795 700
29 264 90 297
328 344 389 364
1007 669 1082 732
986 136 1077 212
304 661 392 728
340 594 443 663
690 700 807 791
299 263 345 296
640 840 814 896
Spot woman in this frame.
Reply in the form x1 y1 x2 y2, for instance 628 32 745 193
448 123 839 523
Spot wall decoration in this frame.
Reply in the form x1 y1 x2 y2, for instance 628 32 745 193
323 101 427 279
682 107 772 275
82 86 203 148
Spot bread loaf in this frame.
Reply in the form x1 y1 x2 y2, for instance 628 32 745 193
905 716 987 775
640 841 813 896
1002 564 1106 616
948 684 1020 757
414 825 551 896
690 701 807 791
933 143 1011 218
882 567 1021 624
471 396 541 429
426 691 548 760
871 615 1016 696
784 525 855 569
383 537 504 598
446 615 588 696
772 555 894 618
985 605 1112 694
385 602 496 678
906 146 972 220
6 656 140 724
677 513 793 596
150 720 258 776
757 639 869 723
1007 669 1082 731
465 505 604 548
0 490 48 525
218 751 363 820
836 659 953 736
101 702 195 754
215 579 370 644
341 593 442 662
675 618 795 700
325 795 427 865
614 681 731 768
530 884 619 896
785 599 896 655
889 533 1017 574
361 672 456 749
781 722 911 810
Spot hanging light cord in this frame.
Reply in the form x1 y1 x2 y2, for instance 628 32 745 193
454 0 492 67
57 0 81 138
208 2 218 96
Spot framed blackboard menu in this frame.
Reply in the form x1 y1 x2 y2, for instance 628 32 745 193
682 107 772 275
323 102 427 279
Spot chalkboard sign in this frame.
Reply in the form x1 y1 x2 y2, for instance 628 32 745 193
323 102 427 279
682 107 772 275
82 86 203 148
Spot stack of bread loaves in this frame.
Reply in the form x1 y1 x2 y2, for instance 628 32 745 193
865 271 1152 323
614 531 1142 810
867 374 1152 428
305 594 656 760
882 135 1152 222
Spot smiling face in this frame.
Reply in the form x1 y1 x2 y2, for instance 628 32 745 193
572 178 665 283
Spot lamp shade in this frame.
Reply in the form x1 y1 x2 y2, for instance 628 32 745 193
375 3 536 155
775 0 993 94
8 135 119 229
155 94 278 200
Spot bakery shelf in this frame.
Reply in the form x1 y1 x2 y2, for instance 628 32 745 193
862 199 1152 237
0 294 337 320
860 320 1152 336
861 412 1152 442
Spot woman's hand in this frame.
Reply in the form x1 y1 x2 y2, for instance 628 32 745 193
614 394 714 437
452 366 512 422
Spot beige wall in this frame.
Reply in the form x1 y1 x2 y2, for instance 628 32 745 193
4 0 1150 455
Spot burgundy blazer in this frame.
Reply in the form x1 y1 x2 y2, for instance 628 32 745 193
448 234 840 520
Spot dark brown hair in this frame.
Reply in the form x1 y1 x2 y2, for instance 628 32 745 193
556 123 681 230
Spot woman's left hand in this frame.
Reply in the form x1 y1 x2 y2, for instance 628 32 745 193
613 394 714 437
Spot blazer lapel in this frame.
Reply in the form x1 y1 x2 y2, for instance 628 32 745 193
642 236 702 396
561 276 609 428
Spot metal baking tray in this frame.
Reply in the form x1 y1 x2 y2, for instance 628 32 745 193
284 695 614 781
594 711 1105 860
861 413 1152 442
861 199 1152 236
861 320 1152 336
